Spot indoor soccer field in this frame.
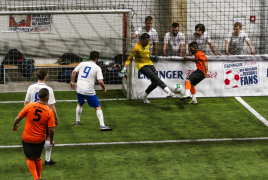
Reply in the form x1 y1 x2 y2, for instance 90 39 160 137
1 91 268 179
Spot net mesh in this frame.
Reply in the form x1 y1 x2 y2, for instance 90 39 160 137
0 0 266 92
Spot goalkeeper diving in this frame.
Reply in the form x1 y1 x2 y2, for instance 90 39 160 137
119 33 175 103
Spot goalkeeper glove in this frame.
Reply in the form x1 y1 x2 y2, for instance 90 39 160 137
150 55 159 62
118 67 127 77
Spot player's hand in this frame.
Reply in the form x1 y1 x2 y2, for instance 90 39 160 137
150 55 159 62
118 67 127 77
162 53 167 56
206 72 210 78
69 82 75 90
13 125 18 131
214 52 220 55
226 52 231 56
184 55 188 59
50 141 55 147
55 119 59 128
252 52 256 56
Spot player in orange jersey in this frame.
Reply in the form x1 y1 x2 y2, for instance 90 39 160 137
180 41 208 104
13 88 55 180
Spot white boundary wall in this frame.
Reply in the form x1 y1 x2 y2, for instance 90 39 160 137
128 55 268 99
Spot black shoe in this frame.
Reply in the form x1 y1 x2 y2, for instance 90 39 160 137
75 121 81 126
45 159 56 166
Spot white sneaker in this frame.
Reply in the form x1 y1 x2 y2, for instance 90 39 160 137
139 95 150 103
188 100 198 105
166 92 175 98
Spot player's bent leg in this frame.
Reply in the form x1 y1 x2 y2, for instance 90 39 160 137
75 103 83 126
44 129 55 166
95 106 113 131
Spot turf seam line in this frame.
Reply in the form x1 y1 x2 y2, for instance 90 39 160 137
235 97 268 127
0 98 128 103
1 137 268 148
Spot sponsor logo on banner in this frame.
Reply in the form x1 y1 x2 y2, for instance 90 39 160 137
138 71 184 80
8 14 52 33
185 70 218 79
223 61 259 89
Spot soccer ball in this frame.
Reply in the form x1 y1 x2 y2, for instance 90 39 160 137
224 70 240 88
172 83 183 94
13 15 28 24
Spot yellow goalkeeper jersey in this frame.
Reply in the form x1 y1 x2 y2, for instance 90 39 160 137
125 42 153 70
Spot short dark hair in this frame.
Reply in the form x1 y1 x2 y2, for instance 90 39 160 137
141 33 150 40
195 24 205 32
172 22 179 28
38 88 49 101
189 41 199 49
36 69 48 80
90 51 100 60
145 16 153 22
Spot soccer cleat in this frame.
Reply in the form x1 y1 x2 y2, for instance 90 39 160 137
45 159 56 166
139 95 150 104
188 100 198 105
100 125 113 131
166 92 175 98
180 95 191 100
75 121 80 126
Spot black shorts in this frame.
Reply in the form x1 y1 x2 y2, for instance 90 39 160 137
188 69 205 86
22 140 45 159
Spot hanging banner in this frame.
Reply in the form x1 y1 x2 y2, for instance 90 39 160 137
8 14 52 33
129 55 268 99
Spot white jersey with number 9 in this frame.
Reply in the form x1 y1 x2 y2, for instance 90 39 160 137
74 61 103 95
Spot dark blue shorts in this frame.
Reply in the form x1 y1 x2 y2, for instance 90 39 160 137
77 93 100 108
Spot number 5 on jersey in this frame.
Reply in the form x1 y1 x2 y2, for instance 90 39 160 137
81 66 92 78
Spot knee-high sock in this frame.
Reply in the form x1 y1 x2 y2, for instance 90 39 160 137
45 140 52 162
191 85 197 101
96 110 105 126
185 81 191 90
35 158 42 179
76 105 82 122
26 158 38 180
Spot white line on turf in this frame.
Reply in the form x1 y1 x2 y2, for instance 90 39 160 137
235 97 268 127
1 137 268 148
0 98 128 103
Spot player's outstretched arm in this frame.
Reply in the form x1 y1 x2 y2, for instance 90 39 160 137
48 127 55 147
13 115 23 131
183 55 195 62
49 104 59 127
69 70 77 90
98 79 106 94
204 61 209 78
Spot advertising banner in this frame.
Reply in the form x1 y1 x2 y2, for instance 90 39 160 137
130 55 268 99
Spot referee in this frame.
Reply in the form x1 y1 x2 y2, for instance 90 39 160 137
13 88 55 180
119 33 174 103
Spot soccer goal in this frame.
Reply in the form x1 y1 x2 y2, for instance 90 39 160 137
0 9 132 94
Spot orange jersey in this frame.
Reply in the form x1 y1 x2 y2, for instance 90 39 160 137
195 51 208 75
19 102 55 144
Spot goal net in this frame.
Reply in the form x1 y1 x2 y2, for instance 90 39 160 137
0 9 131 93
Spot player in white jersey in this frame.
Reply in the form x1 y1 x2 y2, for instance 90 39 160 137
188 24 219 55
69 51 112 131
24 68 58 166
163 22 185 56
132 16 159 55
225 22 256 55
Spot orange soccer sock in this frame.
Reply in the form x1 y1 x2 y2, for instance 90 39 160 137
26 158 38 180
185 81 191 90
35 158 42 179
190 85 196 95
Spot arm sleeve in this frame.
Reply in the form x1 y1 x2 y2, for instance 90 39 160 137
125 47 137 66
163 33 169 43
96 67 104 80
207 34 212 43
48 88 56 105
225 32 231 41
25 88 31 102
74 63 81 72
18 103 32 118
47 109 55 128
244 33 250 42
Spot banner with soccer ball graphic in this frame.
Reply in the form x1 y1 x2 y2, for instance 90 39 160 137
129 55 268 99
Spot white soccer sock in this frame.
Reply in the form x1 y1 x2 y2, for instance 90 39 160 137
143 92 149 99
192 94 197 102
96 110 105 126
185 89 191 96
45 140 52 162
76 105 82 122
164 87 172 94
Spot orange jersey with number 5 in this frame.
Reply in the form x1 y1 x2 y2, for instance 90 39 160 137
195 51 208 75
19 102 55 143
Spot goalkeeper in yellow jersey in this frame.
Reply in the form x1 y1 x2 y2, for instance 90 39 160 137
119 33 175 103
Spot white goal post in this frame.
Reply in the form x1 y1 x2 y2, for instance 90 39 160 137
0 9 132 94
